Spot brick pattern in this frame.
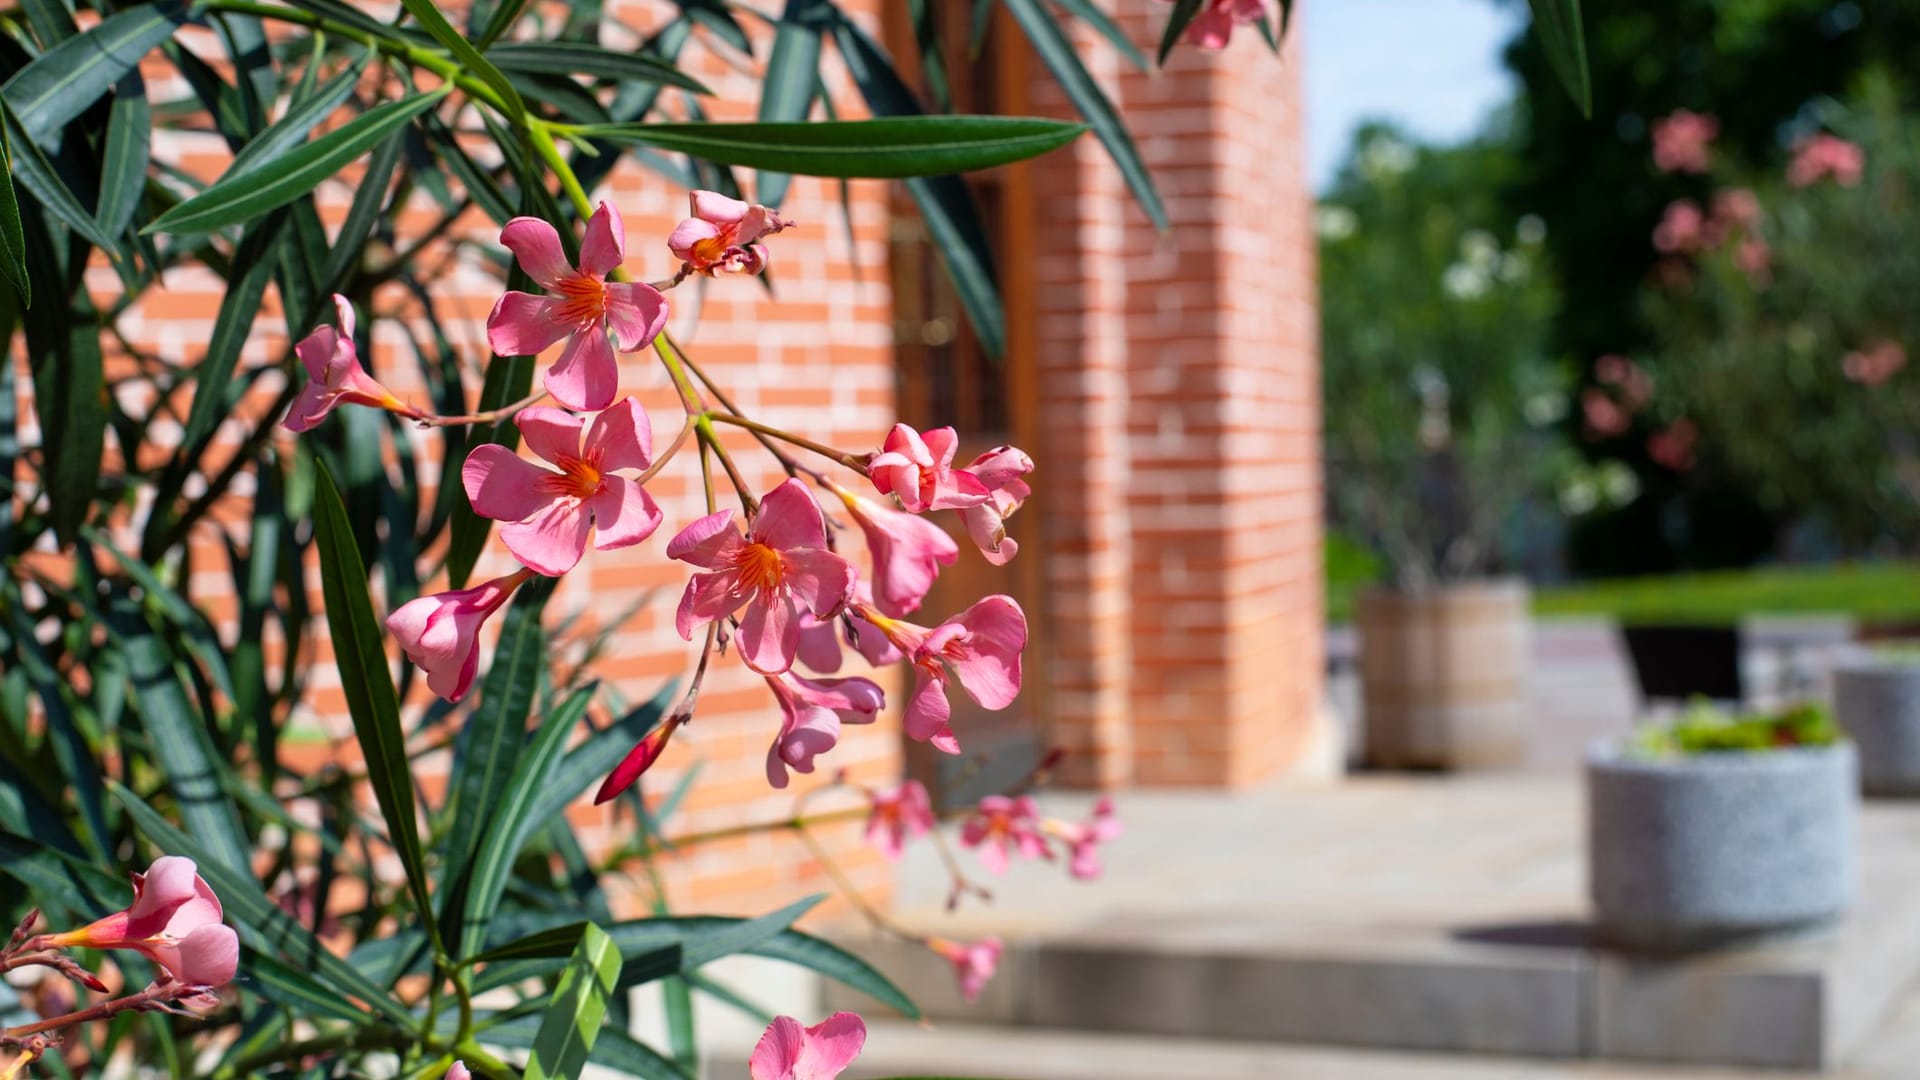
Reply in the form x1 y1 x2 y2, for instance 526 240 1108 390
1024 3 1324 787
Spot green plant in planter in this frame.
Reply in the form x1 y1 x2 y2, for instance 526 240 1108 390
1631 700 1842 757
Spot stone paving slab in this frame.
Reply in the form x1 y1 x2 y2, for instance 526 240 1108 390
839 777 1920 1070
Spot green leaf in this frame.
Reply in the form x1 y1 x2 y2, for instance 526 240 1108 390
484 1016 688 1080
107 780 417 1027
1527 0 1592 118
42 320 106 544
1052 0 1148 70
317 128 403 294
487 41 711 94
1001 0 1166 229
96 72 152 251
754 0 828 207
0 0 188 147
1156 0 1203 65
222 60 368 182
439 574 555 938
237 947 374 1025
579 116 1085 179
745 925 921 1019
178 216 282 452
530 681 673 825
311 461 437 938
0 107 29 305
1 102 116 252
829 21 1005 356
468 922 591 966
523 923 622 1080
147 89 448 236
662 975 695 1076
458 681 591 958
399 0 525 119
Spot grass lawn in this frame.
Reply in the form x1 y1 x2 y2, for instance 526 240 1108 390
1328 561 1920 625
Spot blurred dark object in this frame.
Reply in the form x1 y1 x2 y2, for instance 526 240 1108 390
1620 624 1744 704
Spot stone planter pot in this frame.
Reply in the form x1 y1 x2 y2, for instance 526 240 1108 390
1587 739 1856 950
1834 659 1920 796
1356 579 1530 770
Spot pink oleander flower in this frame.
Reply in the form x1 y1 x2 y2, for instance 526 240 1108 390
386 569 533 702
1734 237 1772 283
1052 796 1122 881
1647 419 1699 472
1710 187 1761 231
765 672 884 788
448 1065 470 1080
1593 355 1652 410
1581 389 1630 439
869 424 990 513
42 856 238 988
927 936 1002 1003
825 479 957 617
1651 109 1718 174
669 190 794 276
487 201 668 412
749 1012 866 1080
857 596 1027 754
955 445 1033 566
1788 133 1864 188
1652 199 1707 254
961 794 1051 875
1843 341 1908 387
669 479 857 675
865 780 936 860
462 399 663 577
1158 0 1266 50
284 294 422 432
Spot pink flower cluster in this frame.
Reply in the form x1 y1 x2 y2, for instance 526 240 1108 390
1843 340 1907 387
1788 133 1865 188
280 196 1037 803
1581 354 1652 440
1651 109 1718 174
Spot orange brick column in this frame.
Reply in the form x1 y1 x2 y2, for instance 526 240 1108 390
1020 4 1324 788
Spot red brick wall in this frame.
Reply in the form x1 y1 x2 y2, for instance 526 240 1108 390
1024 3 1324 788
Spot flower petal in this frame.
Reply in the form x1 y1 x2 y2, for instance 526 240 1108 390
515 406 587 467
584 397 654 472
948 595 1026 710
904 667 956 748
749 1016 806 1080
691 189 752 224
783 549 856 620
800 1012 868 1076
587 477 663 550
578 201 626 278
738 594 800 675
171 923 239 987
500 216 573 289
463 444 560 524
675 570 747 639
500 499 594 577
543 326 619 411
283 382 336 432
604 281 669 351
666 510 743 568
487 292 573 357
753 478 828 551
668 217 724 265
294 325 338 382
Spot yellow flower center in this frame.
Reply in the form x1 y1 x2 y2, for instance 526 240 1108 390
733 541 785 592
551 273 607 326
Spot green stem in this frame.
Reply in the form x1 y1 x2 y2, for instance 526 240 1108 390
211 1027 410 1080
704 412 869 474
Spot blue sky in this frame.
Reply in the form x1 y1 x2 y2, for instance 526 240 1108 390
1305 0 1527 191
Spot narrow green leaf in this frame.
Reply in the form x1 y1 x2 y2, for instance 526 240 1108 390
107 780 416 1027
829 22 1005 356
487 41 711 94
969 0 997 56
1 604 106 858
399 0 525 119
524 923 622 1080
0 109 29 305
1156 0 1203 65
1002 0 1167 228
179 218 282 450
459 683 593 957
222 60 368 182
19 0 78 48
473 0 533 49
1528 0 1592 118
2 103 116 251
237 947 374 1024
746 924 920 1019
484 1016 689 1080
0 0 187 147
662 975 695 1075
1052 0 1148 70
579 116 1085 179
96 72 151 250
755 0 828 207
43 321 105 543
439 574 555 940
905 0 950 111
147 90 448 236
318 129 403 293
467 922 588 966
311 462 438 937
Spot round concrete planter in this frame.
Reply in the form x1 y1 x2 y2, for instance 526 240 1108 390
1356 579 1530 770
1587 739 1856 950
1834 659 1920 796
